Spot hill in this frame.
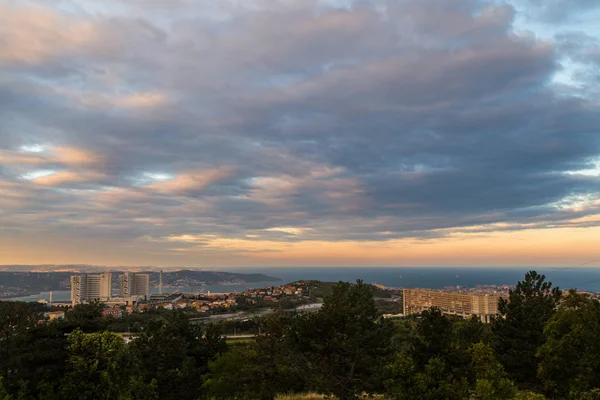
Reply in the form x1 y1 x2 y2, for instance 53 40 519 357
298 280 395 299
0 270 280 299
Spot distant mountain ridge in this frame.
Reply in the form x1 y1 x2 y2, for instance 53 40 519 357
0 265 223 273
0 269 281 299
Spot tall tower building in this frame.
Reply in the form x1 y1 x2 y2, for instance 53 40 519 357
159 270 163 294
71 275 83 305
71 273 112 305
119 272 150 299
100 272 112 299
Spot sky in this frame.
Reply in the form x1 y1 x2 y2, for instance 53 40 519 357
1 0 599 268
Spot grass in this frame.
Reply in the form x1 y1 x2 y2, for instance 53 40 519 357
225 337 255 345
275 394 388 400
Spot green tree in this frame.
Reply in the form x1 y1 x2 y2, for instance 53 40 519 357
579 389 600 400
413 308 453 367
384 352 417 399
130 312 225 400
204 346 252 399
413 309 485 386
205 345 291 400
294 280 394 400
205 312 306 400
0 377 12 400
60 329 130 400
0 301 36 343
0 302 40 396
492 271 561 388
537 291 600 399
513 392 547 400
469 342 516 400
386 313 505 400
5 321 69 399
250 312 306 398
389 319 419 355
384 354 469 400
119 376 159 400
64 301 106 333
454 316 491 348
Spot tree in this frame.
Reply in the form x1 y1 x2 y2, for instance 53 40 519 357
412 309 487 387
0 377 13 400
293 280 395 400
579 389 600 400
492 271 561 388
469 342 516 400
129 312 225 400
0 302 40 395
513 392 547 400
64 301 106 333
5 321 69 399
119 376 159 400
0 301 37 340
384 354 469 400
206 312 307 400
385 311 488 400
454 316 491 349
413 308 453 368
204 346 254 400
60 329 130 400
249 312 306 398
537 291 600 399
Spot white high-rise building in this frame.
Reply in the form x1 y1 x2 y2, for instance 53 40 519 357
119 272 150 299
71 273 112 305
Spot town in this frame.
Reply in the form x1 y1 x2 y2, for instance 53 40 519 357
22 272 600 327
50 273 335 320
32 272 520 324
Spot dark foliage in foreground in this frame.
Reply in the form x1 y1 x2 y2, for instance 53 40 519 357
2 272 600 399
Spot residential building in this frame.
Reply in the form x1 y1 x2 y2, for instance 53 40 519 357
402 288 505 323
47 311 65 320
119 272 150 299
102 307 123 318
71 273 112 305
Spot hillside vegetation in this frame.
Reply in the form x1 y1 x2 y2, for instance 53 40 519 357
1 271 597 399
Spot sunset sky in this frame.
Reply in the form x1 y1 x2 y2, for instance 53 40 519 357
1 0 599 268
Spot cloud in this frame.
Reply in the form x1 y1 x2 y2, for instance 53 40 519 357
146 168 235 194
0 146 99 166
111 92 167 108
67 91 168 109
52 147 99 165
265 226 312 235
28 170 105 186
0 0 599 265
0 4 103 64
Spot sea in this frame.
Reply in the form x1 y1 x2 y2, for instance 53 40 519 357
7 267 600 302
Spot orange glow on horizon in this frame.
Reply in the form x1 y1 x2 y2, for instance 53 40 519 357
1 223 600 268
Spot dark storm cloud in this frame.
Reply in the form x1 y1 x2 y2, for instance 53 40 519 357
1 0 599 245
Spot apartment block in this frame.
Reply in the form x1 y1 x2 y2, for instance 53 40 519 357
119 272 150 299
402 288 505 323
71 273 112 305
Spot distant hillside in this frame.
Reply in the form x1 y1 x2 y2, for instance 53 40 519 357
0 272 73 298
298 280 394 299
0 265 244 273
150 270 281 287
0 270 280 299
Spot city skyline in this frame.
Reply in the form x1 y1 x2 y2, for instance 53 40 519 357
1 0 599 267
